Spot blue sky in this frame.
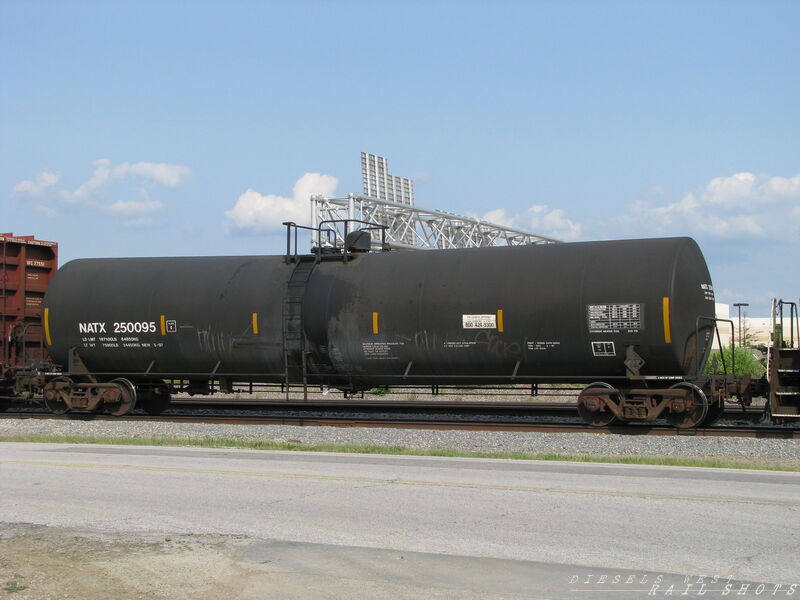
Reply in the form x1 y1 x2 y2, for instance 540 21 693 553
2 0 798 316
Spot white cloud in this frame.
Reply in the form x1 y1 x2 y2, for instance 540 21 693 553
704 172 758 206
617 172 800 240
767 174 800 197
33 204 58 218
475 204 582 241
522 205 582 240
716 288 780 312
61 158 113 202
481 208 514 227
121 217 157 229
14 159 189 226
113 162 191 187
13 171 60 196
60 158 191 203
104 199 164 217
474 171 799 244
225 173 339 233
99 188 165 228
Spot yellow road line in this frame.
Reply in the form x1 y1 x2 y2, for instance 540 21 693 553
1 460 795 507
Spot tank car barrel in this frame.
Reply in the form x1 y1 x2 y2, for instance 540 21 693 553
37 236 720 423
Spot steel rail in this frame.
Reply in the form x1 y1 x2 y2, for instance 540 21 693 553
1 411 796 438
170 397 764 412
3 399 769 421
167 399 767 421
169 399 580 416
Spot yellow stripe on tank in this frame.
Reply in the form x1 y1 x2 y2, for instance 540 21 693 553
160 314 167 336
497 309 504 332
662 297 672 344
44 307 52 346
252 312 259 334
372 312 379 334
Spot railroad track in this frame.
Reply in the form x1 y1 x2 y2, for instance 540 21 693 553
2 408 795 438
169 398 768 419
172 399 582 418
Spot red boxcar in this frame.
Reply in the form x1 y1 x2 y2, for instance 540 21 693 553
1 233 58 374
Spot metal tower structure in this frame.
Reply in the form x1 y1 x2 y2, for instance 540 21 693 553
361 152 414 206
360 152 416 245
310 193 561 250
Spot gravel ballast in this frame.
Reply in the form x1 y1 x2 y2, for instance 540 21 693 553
2 418 799 466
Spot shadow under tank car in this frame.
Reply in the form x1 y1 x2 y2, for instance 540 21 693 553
41 234 722 427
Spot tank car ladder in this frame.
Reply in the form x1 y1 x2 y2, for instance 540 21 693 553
282 256 316 400
767 299 800 422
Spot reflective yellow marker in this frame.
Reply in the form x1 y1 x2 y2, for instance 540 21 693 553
44 307 52 345
160 314 167 336
497 309 505 333
662 297 672 344
252 312 259 334
372 312 379 334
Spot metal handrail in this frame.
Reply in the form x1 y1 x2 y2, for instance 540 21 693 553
283 220 388 264
695 316 735 376
317 218 387 250
282 222 322 264
775 300 798 349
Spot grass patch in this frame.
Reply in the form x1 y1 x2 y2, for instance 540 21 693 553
1 433 797 472
3 582 28 594
704 346 765 377
368 385 392 396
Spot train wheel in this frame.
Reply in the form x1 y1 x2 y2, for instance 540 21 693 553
666 382 708 429
43 377 72 415
104 378 137 416
577 382 619 427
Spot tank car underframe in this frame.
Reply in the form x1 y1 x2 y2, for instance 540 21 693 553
3 356 757 428
4 338 756 427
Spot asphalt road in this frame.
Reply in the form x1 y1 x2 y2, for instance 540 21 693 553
2 442 799 599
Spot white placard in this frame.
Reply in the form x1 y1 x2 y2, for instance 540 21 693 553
462 314 497 329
